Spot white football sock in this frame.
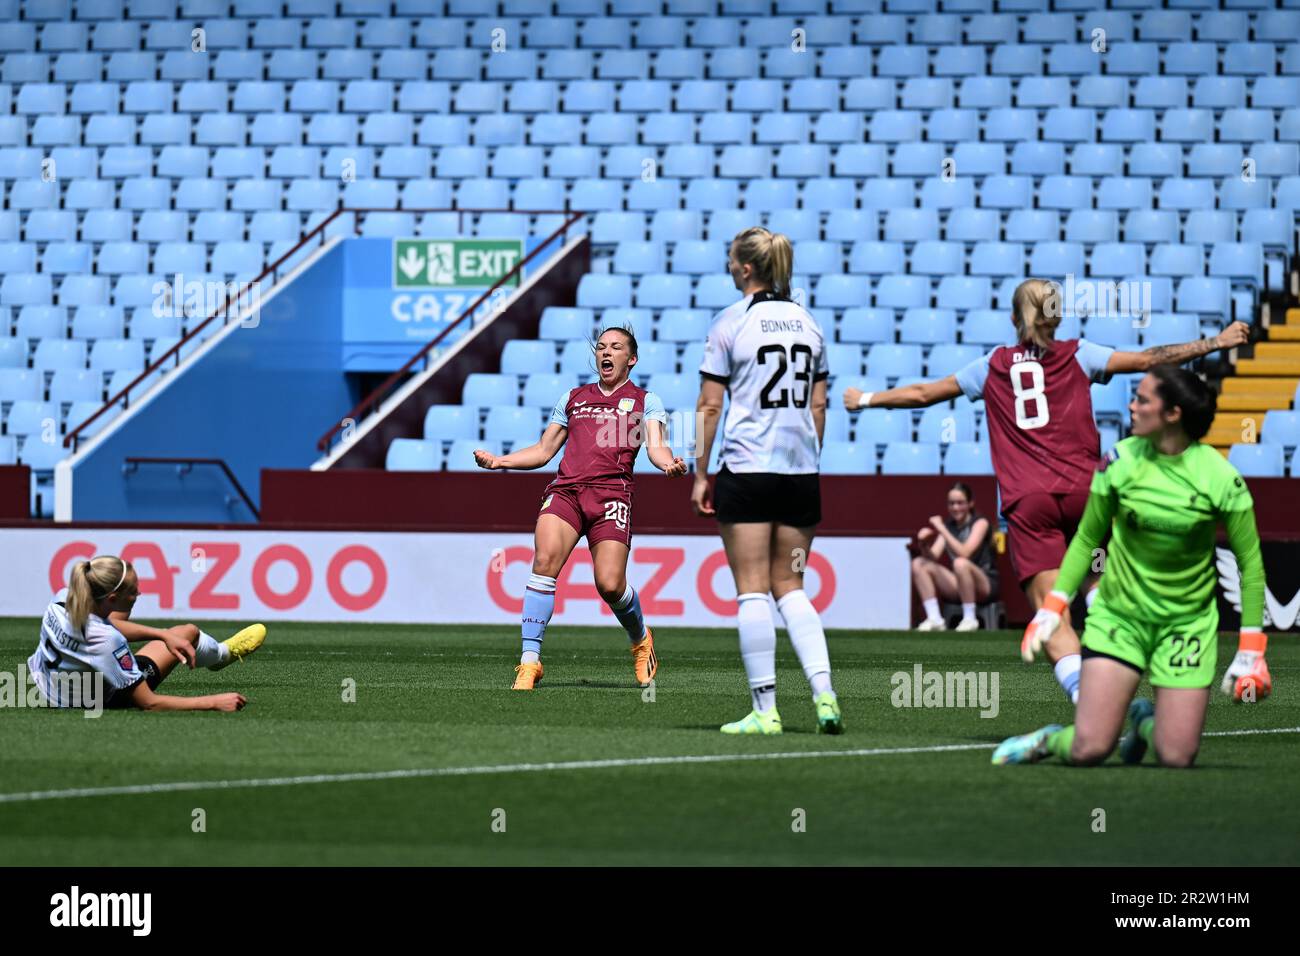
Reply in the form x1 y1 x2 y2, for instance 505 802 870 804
922 597 942 622
196 631 227 669
520 650 540 664
776 589 834 699
961 602 976 620
738 592 777 710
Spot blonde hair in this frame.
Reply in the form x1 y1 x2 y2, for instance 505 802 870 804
731 227 793 298
66 555 131 634
1012 278 1063 350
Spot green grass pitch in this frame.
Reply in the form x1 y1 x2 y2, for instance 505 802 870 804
1 618 1296 866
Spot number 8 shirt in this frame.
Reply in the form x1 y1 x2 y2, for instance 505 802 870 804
700 291 830 475
955 338 1115 508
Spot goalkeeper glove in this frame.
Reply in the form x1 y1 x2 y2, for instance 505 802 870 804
1220 630 1271 702
1021 590 1069 663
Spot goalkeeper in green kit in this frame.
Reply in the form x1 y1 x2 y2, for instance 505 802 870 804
993 366 1270 769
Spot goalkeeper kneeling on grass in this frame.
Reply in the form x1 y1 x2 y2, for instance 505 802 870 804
993 366 1269 769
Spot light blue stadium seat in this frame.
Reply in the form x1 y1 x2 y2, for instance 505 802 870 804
58 275 110 308
878 442 941 476
7 400 59 438
744 179 797 211
909 241 962 279
1123 210 1179 245
25 210 79 242
962 309 1012 346
1066 210 1119 244
462 373 518 409
1150 243 1203 278
1091 242 1145 279
521 374 571 412
71 305 125 340
1082 315 1138 348
826 343 863 376
33 337 85 373
943 441 993 475
869 110 921 143
900 308 957 344
386 438 443 472
1228 444 1283 478
1221 178 1272 212
647 373 695 410
918 407 975 444
820 440 873 475
1192 76 1246 110
884 209 940 243
926 343 984 378
865 343 922 380
500 340 556 376
484 406 542 447
813 274 871 309
1029 241 1085 278
836 307 892 344
657 309 709 343
1176 278 1232 318
1140 313 1201 348
577 274 632 310
1210 242 1264 287
538 308 595 343
844 241 902 279
591 212 645 245
89 338 145 372
1262 412 1300 451
1242 210 1295 250
937 276 992 312
560 340 597 377
854 408 911 447
968 241 1023 278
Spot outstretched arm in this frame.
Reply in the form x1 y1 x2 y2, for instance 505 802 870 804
1104 321 1250 375
844 376 963 411
474 423 567 471
128 680 246 712
645 419 687 476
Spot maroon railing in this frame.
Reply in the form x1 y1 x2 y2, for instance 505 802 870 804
315 208 588 454
123 456 259 519
62 206 584 456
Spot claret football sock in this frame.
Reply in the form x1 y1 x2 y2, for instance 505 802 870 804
521 573 557 663
610 584 646 644
1054 654 1082 704
776 589 834 700
738 592 777 712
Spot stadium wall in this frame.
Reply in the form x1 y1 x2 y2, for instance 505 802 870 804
0 466 30 519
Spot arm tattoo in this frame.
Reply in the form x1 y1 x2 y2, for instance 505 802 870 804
1142 337 1217 366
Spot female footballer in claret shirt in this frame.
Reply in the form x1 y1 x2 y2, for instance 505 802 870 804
846 278 1248 705
473 325 687 690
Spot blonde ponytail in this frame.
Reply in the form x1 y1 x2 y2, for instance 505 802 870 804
65 555 130 634
1012 278 1063 351
731 227 793 299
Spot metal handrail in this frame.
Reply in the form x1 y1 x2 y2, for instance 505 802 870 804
63 206 581 455
63 206 346 451
123 456 259 519
315 208 588 454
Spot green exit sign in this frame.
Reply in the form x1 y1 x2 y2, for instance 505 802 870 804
393 239 524 289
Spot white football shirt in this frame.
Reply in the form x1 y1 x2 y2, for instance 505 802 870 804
700 291 829 474
27 590 144 708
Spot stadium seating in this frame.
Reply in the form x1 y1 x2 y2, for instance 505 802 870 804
0 2 1295 495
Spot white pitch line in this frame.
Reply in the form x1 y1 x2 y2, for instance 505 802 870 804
1 727 1297 807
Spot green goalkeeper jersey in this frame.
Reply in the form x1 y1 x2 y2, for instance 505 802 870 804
1055 435 1264 626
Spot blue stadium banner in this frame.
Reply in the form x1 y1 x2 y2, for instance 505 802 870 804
342 236 549 371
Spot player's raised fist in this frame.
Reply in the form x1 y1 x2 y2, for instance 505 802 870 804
663 456 688 477
1216 321 1250 350
473 449 500 470
842 386 864 411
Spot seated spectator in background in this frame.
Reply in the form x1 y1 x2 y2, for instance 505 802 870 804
911 482 999 633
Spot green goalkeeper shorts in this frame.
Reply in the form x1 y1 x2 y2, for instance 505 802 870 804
1081 596 1219 690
